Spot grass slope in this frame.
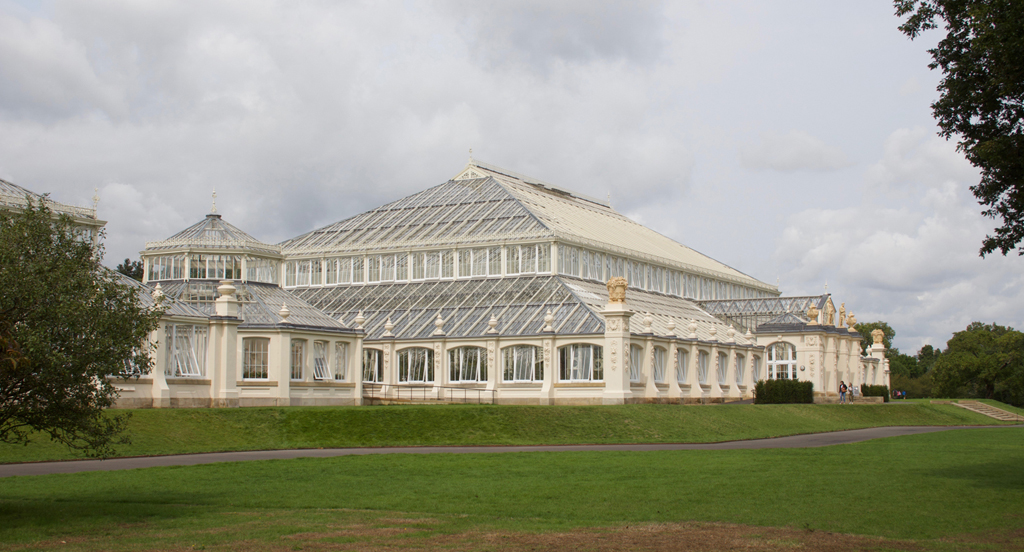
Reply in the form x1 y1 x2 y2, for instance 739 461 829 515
0 402 1009 463
0 428 1021 550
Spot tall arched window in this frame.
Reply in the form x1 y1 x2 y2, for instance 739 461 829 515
697 350 709 385
734 354 746 386
363 348 383 383
449 346 487 383
751 355 762 382
676 348 689 384
398 347 434 383
767 342 797 380
558 344 603 382
629 344 643 383
502 345 543 382
717 352 728 385
652 347 666 383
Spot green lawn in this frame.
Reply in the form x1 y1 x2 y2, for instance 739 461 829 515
0 402 1010 463
0 428 1021 551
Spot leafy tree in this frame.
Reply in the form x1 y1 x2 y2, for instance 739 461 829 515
0 200 162 456
895 1 1024 255
854 321 895 355
888 351 921 378
917 344 942 373
932 322 1024 405
116 258 144 281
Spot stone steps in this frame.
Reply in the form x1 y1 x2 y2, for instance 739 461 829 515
953 401 1022 422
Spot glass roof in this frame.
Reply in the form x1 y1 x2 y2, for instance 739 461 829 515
696 295 828 333
144 214 282 256
154 280 349 331
291 275 753 345
114 271 208 319
279 161 776 293
280 177 551 255
0 177 99 221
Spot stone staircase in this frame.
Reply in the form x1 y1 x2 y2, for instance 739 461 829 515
952 401 1022 422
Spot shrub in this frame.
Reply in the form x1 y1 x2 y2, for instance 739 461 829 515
753 379 814 404
861 385 890 403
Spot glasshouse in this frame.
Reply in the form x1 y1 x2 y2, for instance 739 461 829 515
2 160 890 407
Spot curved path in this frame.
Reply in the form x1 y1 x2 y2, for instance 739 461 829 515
2 424 1018 478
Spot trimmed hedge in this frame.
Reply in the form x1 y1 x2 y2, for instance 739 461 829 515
861 385 890 403
753 379 815 404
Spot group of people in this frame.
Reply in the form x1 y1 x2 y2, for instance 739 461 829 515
838 381 859 404
892 390 907 399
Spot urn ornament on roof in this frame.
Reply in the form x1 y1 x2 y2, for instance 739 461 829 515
871 328 885 346
606 277 627 304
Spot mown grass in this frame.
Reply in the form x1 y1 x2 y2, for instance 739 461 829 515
0 402 1010 463
0 428 1021 551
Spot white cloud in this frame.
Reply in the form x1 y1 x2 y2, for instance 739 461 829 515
739 130 851 172
775 128 1024 351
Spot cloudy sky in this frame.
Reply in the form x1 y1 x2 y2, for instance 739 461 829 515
2 0 1022 353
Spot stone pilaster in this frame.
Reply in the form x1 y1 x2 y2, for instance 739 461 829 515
601 302 634 405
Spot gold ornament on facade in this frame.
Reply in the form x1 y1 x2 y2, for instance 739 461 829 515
838 303 846 328
606 277 628 303
847 313 857 328
824 300 836 326
806 304 819 324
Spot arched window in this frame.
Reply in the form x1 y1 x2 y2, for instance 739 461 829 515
652 347 666 383
449 346 487 383
363 348 383 383
290 339 306 380
242 337 268 380
502 345 543 382
312 341 331 380
334 342 348 381
751 355 762 382
558 344 603 382
676 348 689 384
697 350 709 385
717 352 728 385
629 344 643 382
398 347 434 383
734 354 746 385
767 342 797 380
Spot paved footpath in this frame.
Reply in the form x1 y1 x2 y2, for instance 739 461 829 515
1 425 1018 478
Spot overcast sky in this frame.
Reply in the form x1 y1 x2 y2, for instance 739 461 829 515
2 0 1022 353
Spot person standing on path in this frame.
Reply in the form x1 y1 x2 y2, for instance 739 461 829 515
839 381 848 404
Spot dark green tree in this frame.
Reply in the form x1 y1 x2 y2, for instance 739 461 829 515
895 1 1024 255
0 200 162 456
888 351 921 378
932 322 1024 405
116 258 144 281
917 344 942 373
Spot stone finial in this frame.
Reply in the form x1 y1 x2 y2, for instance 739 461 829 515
642 312 653 334
606 277 628 304
432 312 445 336
709 326 718 341
726 327 736 343
217 280 237 297
278 302 291 322
745 328 754 342
151 282 165 304
354 310 365 330
486 314 499 334
871 328 885 346
382 317 394 337
688 319 698 339
847 313 857 328
806 304 819 325
543 309 554 332
666 319 676 336
211 188 218 214
92 187 100 211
